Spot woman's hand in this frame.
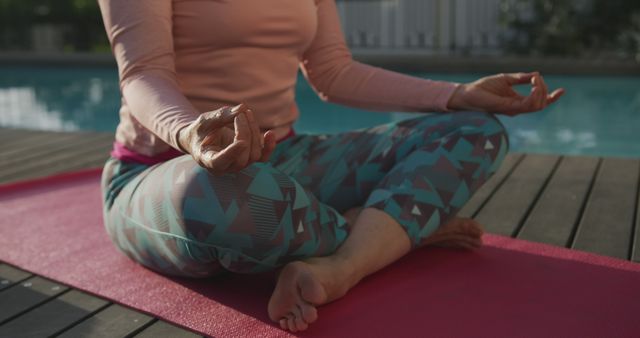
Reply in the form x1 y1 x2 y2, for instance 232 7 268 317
178 104 277 175
447 72 565 116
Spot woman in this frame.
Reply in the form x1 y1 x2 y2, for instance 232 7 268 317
98 0 563 332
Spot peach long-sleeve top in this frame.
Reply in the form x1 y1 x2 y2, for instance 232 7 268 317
98 0 459 157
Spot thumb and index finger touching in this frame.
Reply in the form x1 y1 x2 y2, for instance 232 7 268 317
198 104 246 133
196 103 277 174
502 72 566 114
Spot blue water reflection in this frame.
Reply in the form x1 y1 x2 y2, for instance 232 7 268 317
0 66 638 158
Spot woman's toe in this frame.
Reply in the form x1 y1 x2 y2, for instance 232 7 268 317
279 319 288 330
300 302 318 324
287 316 298 332
295 316 308 331
293 305 309 331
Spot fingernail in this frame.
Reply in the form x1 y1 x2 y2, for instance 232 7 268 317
231 104 244 114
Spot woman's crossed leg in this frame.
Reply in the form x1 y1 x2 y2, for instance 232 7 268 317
101 111 508 331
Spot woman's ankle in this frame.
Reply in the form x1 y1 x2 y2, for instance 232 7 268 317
303 255 361 300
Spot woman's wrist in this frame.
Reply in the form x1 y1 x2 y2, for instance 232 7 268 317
446 83 478 112
176 125 193 154
446 84 465 111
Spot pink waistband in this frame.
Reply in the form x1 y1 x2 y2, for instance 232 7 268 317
110 142 184 166
112 128 297 165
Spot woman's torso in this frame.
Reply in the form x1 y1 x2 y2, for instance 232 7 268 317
116 0 319 155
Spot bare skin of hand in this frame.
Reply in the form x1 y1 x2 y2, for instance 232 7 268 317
178 104 277 175
447 72 565 115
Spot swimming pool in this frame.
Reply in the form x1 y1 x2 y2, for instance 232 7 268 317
1 66 639 158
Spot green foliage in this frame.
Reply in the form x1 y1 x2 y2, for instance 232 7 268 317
501 0 640 60
0 0 108 51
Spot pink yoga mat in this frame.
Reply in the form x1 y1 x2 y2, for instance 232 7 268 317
1 169 640 337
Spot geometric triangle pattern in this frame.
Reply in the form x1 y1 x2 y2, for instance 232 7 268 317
361 112 508 247
101 111 508 276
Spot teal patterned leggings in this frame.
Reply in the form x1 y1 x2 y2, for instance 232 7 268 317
101 112 508 277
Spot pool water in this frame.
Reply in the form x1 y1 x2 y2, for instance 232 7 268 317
1 66 639 158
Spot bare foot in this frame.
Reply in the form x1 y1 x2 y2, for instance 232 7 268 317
423 217 484 250
268 216 483 332
268 258 354 332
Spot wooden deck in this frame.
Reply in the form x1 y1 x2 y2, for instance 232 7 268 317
1 127 639 337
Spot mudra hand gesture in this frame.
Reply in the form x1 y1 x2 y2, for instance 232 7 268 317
448 72 565 115
178 104 277 175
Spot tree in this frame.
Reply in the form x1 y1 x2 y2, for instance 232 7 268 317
500 0 640 60
0 0 108 52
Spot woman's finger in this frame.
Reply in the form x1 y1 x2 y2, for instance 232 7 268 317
244 108 263 163
501 96 527 116
199 105 243 133
259 130 277 162
539 74 549 97
507 80 559 116
531 77 546 110
503 72 535 86
200 149 233 176
529 76 542 110
547 88 565 105
511 86 551 115
511 85 540 114
537 74 549 108
206 140 250 174
196 148 222 175
233 113 253 167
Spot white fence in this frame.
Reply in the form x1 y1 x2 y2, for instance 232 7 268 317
337 0 505 54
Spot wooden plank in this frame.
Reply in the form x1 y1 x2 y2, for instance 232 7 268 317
474 154 560 236
0 132 86 162
458 153 523 218
0 129 64 142
0 290 109 338
517 156 600 247
58 304 154 338
0 276 68 324
135 320 201 338
0 264 32 291
0 132 111 168
0 140 112 183
0 129 174 334
0 132 54 153
0 151 110 184
0 129 111 184
572 158 640 259
0 128 38 139
0 128 26 144
0 133 111 175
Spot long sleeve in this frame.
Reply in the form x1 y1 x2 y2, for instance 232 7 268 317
301 0 459 113
98 0 199 150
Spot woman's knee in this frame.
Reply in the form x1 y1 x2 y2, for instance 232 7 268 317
462 111 508 139
177 161 346 273
406 112 507 151
433 110 505 133
451 111 509 171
